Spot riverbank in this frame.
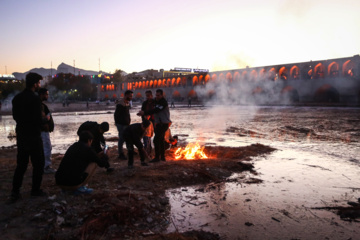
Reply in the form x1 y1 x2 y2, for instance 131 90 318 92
0 144 274 239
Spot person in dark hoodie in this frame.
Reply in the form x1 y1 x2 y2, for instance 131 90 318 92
123 120 151 169
137 89 171 162
77 121 114 173
55 131 109 194
8 72 46 204
114 90 133 160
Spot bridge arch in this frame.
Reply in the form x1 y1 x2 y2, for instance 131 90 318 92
314 84 340 102
268 68 276 81
226 72 232 83
199 75 204 85
343 60 355 77
176 77 181 86
205 74 210 83
135 92 142 99
167 78 171 87
188 89 197 98
172 90 181 99
193 76 199 86
250 70 258 81
259 68 266 80
279 67 288 80
314 63 325 79
149 80 153 88
218 73 225 81
171 78 176 87
211 73 217 81
290 65 300 80
281 86 299 102
301 64 313 80
233 71 241 82
181 76 187 86
328 61 339 77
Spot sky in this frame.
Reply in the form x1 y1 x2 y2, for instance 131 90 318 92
1 0 359 75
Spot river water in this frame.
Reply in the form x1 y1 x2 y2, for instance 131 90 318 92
1 105 360 239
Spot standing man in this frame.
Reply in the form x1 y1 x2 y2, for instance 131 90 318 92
141 90 155 154
39 88 56 174
137 89 171 162
114 90 133 160
8 72 46 203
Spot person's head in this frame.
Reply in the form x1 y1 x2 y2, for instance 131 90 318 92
26 72 42 91
124 90 133 102
79 131 94 146
38 88 49 101
100 122 109 133
145 90 153 100
142 119 151 129
155 89 164 101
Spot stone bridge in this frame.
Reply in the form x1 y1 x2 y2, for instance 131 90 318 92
98 55 360 104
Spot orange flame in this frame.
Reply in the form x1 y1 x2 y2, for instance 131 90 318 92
174 142 208 160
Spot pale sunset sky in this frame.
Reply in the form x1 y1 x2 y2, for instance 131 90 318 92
1 0 359 74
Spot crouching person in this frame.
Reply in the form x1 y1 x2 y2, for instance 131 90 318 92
123 120 151 169
55 131 110 194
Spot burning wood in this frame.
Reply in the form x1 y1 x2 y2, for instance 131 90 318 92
174 142 208 160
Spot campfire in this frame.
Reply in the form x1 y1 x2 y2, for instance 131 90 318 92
174 142 208 160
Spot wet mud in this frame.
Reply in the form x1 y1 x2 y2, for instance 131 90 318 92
1 105 360 239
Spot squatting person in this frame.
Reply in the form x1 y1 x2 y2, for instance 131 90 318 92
123 120 152 169
55 131 110 194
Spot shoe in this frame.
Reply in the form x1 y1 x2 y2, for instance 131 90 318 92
74 186 93 195
31 189 47 197
149 158 160 163
106 167 115 173
6 192 21 204
141 162 149 166
118 154 127 160
128 165 134 169
44 166 56 174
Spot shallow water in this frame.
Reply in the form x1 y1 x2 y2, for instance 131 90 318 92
1 105 360 239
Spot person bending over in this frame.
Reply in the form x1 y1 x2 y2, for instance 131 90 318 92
123 120 152 169
77 121 114 173
55 131 110 194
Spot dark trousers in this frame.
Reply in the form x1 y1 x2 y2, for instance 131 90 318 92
12 134 45 193
154 123 169 160
125 139 145 167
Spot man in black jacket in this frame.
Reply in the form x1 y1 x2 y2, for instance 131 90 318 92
55 131 109 194
123 120 151 169
137 89 171 162
114 90 133 160
77 121 114 173
8 72 45 203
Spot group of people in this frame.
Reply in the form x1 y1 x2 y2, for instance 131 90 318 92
115 89 177 169
7 72 177 203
